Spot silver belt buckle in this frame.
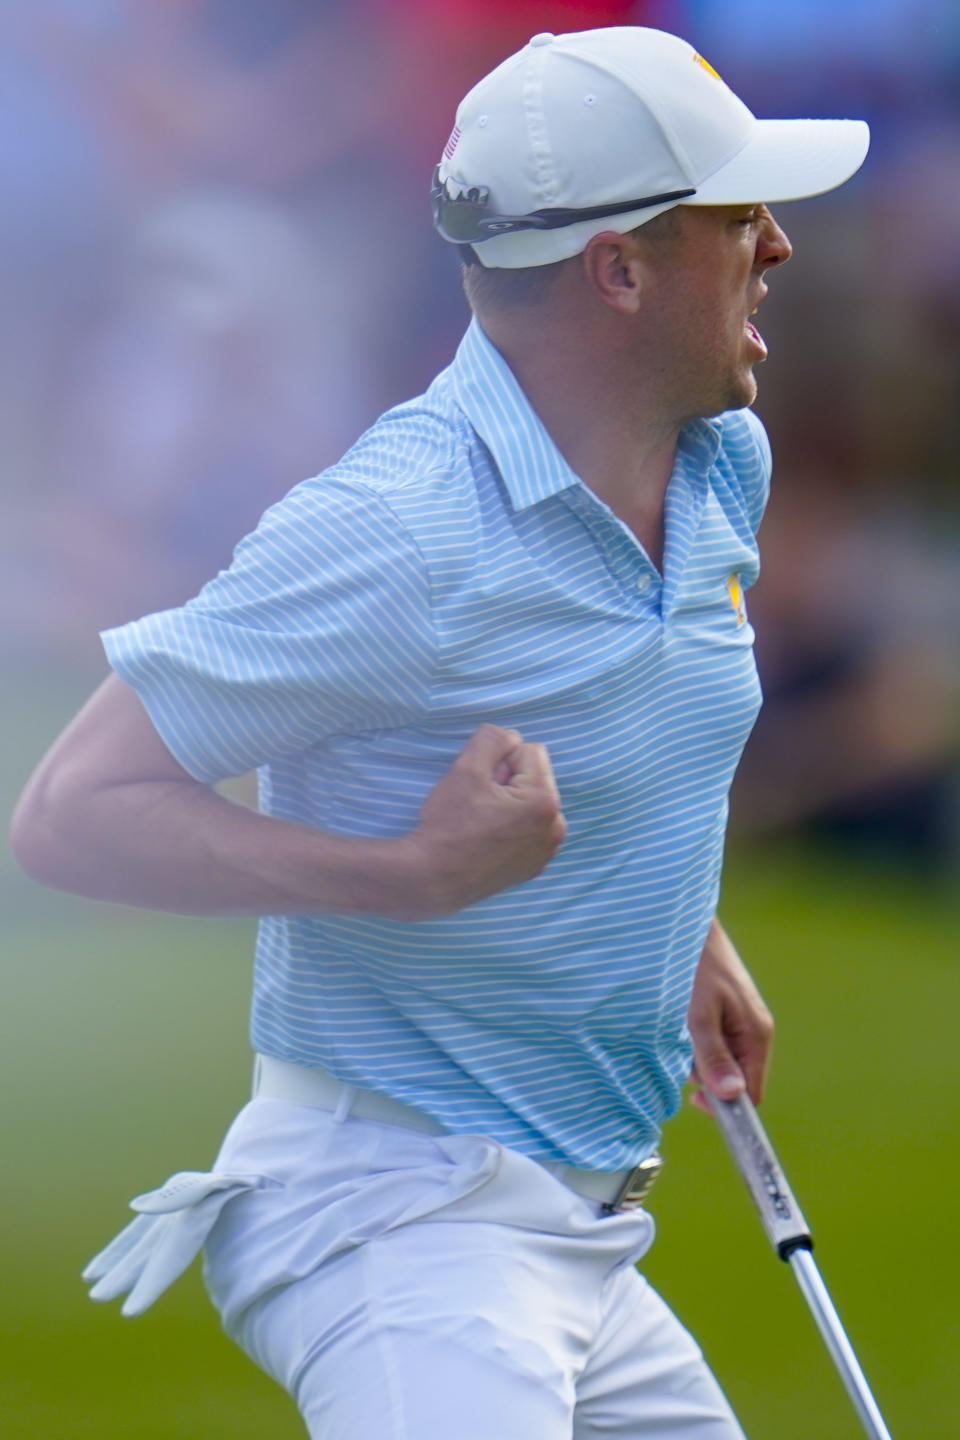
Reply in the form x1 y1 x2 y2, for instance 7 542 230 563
602 1154 664 1214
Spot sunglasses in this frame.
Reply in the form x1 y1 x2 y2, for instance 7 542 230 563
431 167 695 245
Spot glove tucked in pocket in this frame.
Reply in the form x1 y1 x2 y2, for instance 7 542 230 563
82 1170 270 1316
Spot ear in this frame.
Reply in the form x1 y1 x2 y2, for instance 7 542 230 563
581 231 645 316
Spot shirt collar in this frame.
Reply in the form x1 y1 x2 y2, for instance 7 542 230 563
450 316 725 508
678 415 723 472
450 318 580 511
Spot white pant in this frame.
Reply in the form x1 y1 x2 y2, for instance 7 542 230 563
197 1098 746 1440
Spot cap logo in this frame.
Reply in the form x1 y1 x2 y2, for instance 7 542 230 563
693 52 722 81
442 125 461 161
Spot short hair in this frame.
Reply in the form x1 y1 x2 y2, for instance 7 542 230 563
460 246 573 314
460 207 684 316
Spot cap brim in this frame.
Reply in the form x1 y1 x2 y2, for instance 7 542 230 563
690 118 869 205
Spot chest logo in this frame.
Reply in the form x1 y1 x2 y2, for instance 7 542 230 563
727 574 747 627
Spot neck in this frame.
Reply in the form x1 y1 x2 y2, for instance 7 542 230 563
481 310 682 566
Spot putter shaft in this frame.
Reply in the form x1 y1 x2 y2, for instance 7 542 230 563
705 1090 893 1440
789 1247 892 1440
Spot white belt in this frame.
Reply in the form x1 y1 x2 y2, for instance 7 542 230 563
253 1054 663 1214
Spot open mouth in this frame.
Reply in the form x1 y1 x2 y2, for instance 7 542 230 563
745 309 767 357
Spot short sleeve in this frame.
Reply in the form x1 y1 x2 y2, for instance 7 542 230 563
101 478 436 782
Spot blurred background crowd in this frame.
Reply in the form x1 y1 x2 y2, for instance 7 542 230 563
2 0 958 861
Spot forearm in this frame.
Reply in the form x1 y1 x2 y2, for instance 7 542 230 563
13 772 422 919
12 678 565 922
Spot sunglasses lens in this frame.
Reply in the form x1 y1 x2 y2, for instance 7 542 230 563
436 201 487 244
431 171 492 244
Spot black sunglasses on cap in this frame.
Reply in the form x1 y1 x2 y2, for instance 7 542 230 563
431 166 696 245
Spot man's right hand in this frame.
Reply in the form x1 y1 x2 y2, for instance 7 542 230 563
12 680 566 922
406 724 567 918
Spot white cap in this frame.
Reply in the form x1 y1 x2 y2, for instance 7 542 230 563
435 27 870 268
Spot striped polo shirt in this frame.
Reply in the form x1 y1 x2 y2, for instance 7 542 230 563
103 317 771 1171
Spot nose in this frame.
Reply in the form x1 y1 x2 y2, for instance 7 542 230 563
757 208 792 268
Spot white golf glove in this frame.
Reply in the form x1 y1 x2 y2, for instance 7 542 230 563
82 1170 263 1316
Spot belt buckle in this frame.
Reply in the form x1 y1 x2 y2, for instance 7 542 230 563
602 1154 664 1214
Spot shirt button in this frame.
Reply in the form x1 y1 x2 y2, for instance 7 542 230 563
635 573 653 593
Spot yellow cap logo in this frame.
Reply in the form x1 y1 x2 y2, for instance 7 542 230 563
693 52 722 82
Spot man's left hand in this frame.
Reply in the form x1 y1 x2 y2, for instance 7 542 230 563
687 917 774 1113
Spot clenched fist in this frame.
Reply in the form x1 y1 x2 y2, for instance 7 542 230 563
405 724 567 918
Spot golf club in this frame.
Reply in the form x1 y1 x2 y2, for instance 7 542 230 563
705 1089 894 1440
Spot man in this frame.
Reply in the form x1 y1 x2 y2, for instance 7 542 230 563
12 26 869 1440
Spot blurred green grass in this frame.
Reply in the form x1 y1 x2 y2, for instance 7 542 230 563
3 676 958 1438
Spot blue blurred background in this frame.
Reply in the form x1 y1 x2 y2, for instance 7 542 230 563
3 2 958 1436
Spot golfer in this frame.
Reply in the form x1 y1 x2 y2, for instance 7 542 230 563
13 27 869 1439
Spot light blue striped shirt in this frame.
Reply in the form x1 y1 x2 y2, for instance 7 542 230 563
103 317 771 1170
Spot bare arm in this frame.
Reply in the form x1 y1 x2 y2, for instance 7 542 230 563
10 675 567 921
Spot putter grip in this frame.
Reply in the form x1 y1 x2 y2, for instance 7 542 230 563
705 1092 813 1259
